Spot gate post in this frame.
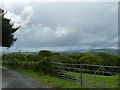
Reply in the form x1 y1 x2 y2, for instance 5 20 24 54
118 78 120 88
80 65 83 85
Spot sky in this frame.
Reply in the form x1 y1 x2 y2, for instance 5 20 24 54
1 0 119 52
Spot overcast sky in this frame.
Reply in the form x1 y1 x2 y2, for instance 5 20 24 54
1 0 118 52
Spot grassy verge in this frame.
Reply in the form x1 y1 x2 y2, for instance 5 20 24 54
3 65 87 88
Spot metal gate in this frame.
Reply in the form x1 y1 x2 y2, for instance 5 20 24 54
52 62 120 88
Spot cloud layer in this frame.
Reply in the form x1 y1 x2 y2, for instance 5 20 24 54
1 2 118 52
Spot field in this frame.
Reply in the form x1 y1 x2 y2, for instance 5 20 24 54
62 71 119 88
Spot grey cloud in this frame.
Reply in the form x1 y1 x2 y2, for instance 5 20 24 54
2 2 118 52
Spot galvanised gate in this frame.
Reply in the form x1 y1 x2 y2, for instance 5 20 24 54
52 62 120 88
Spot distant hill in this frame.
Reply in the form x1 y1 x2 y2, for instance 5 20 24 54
57 49 119 56
82 49 119 55
2 49 119 56
2 51 38 55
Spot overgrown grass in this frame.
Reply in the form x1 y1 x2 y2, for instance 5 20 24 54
3 65 87 88
63 72 119 88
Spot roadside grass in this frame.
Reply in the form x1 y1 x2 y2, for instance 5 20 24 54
63 72 119 88
3 65 88 88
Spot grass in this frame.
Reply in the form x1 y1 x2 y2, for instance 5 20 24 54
3 65 87 88
63 71 119 88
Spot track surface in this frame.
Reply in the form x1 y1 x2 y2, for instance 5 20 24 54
2 67 47 88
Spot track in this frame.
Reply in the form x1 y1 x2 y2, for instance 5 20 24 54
2 67 47 88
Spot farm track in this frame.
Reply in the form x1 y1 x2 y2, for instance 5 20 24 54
2 67 47 88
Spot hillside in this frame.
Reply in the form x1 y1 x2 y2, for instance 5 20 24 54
57 49 119 56
82 49 119 55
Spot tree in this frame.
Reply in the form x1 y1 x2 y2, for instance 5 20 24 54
79 54 103 65
0 9 20 47
38 50 53 57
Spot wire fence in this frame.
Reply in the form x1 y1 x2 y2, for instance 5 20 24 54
52 62 120 88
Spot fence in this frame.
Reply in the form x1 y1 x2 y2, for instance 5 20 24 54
52 62 120 88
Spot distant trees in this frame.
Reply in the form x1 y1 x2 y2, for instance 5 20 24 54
51 52 119 66
96 53 119 66
2 50 120 75
38 50 53 57
2 50 119 66
79 54 103 65
0 9 20 47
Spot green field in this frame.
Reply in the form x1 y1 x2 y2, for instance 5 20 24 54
62 71 119 88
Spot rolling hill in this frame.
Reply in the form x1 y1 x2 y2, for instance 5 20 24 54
57 49 119 56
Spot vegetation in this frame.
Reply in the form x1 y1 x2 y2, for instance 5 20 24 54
2 50 119 88
1 8 20 47
2 50 119 75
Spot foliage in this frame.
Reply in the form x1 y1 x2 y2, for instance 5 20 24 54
2 50 120 75
26 54 41 61
79 54 103 65
38 50 53 57
1 9 20 47
96 53 119 66
2 53 26 61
